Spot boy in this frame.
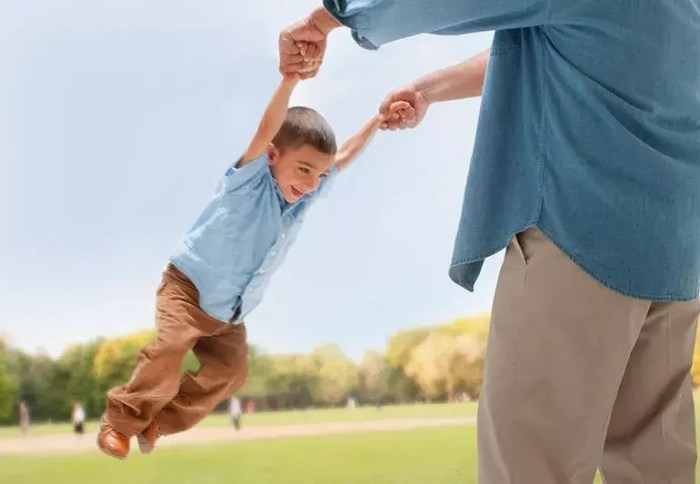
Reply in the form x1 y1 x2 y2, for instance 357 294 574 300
97 69 400 459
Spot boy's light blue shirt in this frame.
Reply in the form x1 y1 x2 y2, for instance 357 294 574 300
325 0 700 301
171 154 336 323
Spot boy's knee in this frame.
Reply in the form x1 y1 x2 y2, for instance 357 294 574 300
222 349 248 376
142 339 191 362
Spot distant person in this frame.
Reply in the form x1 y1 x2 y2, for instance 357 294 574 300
245 400 255 414
18 401 30 436
71 401 86 436
229 396 242 431
346 397 356 410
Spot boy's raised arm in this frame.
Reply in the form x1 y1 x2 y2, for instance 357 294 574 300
240 75 299 166
333 116 382 171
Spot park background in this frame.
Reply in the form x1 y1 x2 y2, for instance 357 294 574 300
3 1 700 482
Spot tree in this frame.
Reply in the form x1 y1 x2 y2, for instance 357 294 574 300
386 366 422 403
405 332 485 400
4 349 57 422
310 345 359 406
383 328 431 402
357 351 389 403
238 345 274 397
439 315 490 342
385 328 431 369
265 354 319 408
691 316 700 387
0 340 18 421
56 340 103 418
92 331 155 397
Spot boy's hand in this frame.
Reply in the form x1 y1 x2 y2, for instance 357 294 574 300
379 86 429 130
281 44 313 82
279 8 340 80
380 101 417 131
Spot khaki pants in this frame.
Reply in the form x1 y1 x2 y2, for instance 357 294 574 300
106 264 248 437
480 228 700 484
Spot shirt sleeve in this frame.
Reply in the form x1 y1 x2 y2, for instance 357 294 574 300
322 0 554 50
221 153 270 193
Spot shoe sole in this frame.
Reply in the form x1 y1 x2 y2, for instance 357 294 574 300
137 442 154 454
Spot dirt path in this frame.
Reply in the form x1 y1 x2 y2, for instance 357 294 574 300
0 417 475 457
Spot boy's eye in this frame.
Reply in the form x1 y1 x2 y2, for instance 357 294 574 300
298 167 310 174
319 172 328 179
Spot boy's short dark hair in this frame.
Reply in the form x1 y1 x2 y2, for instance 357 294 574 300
272 106 337 155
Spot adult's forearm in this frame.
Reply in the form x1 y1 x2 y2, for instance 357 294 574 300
412 50 490 105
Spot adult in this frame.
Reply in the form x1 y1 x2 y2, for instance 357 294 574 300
280 3 700 483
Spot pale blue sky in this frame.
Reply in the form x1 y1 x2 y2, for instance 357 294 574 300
0 0 502 359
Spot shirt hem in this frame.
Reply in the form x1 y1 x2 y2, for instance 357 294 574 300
449 224 699 302
169 256 236 323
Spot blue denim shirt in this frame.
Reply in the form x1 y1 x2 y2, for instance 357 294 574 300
171 154 336 322
324 0 700 301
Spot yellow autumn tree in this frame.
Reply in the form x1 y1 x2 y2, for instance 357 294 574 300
93 330 155 387
691 317 700 387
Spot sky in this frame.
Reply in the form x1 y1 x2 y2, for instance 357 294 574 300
0 0 502 360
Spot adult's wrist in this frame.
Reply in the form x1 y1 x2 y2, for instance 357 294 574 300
310 6 342 35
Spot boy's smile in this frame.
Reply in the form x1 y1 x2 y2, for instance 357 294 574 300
268 143 335 203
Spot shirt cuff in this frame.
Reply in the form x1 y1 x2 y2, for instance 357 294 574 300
322 0 380 50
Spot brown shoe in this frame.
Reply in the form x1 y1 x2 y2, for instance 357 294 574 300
136 422 160 454
97 416 129 460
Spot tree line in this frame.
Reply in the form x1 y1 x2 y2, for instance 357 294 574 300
2 314 699 425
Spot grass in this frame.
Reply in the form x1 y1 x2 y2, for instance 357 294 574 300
0 402 476 439
2 402 698 483
3 426 476 484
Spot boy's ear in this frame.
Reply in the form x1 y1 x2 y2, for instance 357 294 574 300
267 143 280 166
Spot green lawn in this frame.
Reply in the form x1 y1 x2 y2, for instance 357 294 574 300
0 402 476 439
4 426 475 484
2 401 699 483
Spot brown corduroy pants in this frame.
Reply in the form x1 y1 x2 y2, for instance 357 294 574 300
105 264 248 437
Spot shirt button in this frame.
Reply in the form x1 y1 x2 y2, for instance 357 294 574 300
258 268 266 274
270 251 277 256
281 233 287 239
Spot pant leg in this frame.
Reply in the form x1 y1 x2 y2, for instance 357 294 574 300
601 299 700 484
478 228 652 484
153 322 248 435
105 265 215 436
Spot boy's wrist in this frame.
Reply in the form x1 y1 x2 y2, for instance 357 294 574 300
281 74 300 85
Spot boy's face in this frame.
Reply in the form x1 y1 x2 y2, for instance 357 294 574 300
268 143 334 203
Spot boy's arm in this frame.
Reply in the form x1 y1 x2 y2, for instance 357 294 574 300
333 116 382 172
240 75 299 166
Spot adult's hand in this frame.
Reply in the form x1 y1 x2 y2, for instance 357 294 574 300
279 7 341 80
